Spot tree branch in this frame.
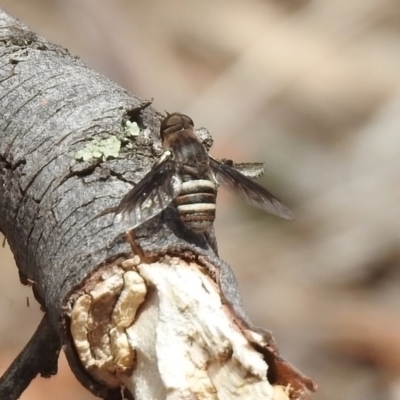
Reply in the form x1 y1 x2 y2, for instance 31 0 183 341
0 314 60 400
0 8 316 400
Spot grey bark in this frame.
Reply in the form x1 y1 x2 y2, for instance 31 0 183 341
0 9 315 400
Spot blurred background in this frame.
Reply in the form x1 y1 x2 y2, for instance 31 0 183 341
1 0 400 399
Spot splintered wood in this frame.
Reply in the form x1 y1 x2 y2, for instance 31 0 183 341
70 260 147 387
70 257 291 400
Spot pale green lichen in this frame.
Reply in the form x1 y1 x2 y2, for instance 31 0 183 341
123 121 140 138
74 136 121 162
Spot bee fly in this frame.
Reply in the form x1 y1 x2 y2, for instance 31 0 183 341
115 113 293 233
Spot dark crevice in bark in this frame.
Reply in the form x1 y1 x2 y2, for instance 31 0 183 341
124 99 154 129
107 168 134 184
69 161 100 178
0 154 26 170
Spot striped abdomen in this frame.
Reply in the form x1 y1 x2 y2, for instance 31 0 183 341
174 179 216 233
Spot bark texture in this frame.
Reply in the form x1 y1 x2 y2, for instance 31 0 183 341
0 9 316 400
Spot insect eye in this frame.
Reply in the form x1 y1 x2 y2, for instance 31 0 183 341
167 115 183 127
161 113 193 138
181 115 194 127
161 114 179 133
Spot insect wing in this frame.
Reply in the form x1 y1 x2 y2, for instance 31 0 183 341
217 158 265 179
210 157 293 220
115 155 181 230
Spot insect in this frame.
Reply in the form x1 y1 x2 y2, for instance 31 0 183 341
115 113 293 233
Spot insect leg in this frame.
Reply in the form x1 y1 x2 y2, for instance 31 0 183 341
125 229 151 263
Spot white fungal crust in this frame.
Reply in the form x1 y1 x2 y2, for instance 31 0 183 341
70 257 292 400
